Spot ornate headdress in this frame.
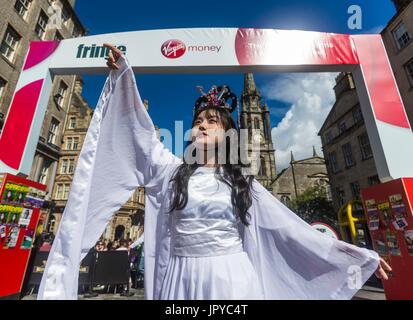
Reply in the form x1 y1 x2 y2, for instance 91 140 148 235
194 85 238 115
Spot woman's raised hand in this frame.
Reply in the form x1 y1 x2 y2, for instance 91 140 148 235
375 257 392 280
103 43 123 70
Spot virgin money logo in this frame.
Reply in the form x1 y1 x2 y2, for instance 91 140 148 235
161 40 186 59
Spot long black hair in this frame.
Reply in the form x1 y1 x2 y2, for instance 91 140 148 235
168 106 255 226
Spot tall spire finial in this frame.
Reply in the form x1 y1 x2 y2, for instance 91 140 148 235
243 73 260 97
290 150 295 163
313 146 318 157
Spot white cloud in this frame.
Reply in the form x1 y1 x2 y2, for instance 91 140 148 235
261 73 339 173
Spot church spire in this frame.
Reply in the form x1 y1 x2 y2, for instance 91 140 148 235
243 73 261 97
290 150 295 163
312 146 318 157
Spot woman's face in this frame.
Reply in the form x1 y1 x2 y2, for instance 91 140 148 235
191 109 225 150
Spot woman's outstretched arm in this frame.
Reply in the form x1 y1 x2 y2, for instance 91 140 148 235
37 44 181 300
104 43 182 190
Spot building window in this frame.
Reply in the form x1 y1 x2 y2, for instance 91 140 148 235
0 77 7 101
65 137 79 150
254 118 260 130
39 164 49 185
338 122 347 135
342 143 355 167
68 159 75 173
55 183 70 200
49 216 56 233
63 184 70 199
68 117 76 129
15 0 32 20
352 106 363 124
55 81 68 107
72 23 82 38
60 159 74 174
336 187 345 207
358 133 373 160
325 131 333 144
66 137 72 150
54 31 63 41
368 175 380 186
325 186 332 201
404 59 413 87
47 118 60 145
61 5 71 25
328 151 339 173
350 181 361 200
1 26 21 62
315 179 329 196
61 159 68 174
258 157 266 176
35 10 49 40
55 184 63 199
393 22 411 50
281 195 291 207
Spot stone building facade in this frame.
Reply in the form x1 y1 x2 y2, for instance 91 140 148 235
318 73 380 213
270 148 331 207
47 77 92 233
382 0 413 130
0 0 86 223
240 73 276 189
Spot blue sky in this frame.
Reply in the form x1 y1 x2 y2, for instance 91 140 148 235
74 0 396 170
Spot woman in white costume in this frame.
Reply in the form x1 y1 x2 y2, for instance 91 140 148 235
37 44 391 300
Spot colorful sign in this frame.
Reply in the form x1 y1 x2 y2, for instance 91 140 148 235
0 173 46 298
404 230 413 256
365 199 380 231
361 178 413 299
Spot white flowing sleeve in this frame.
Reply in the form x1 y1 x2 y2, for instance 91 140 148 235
37 56 181 300
243 180 380 300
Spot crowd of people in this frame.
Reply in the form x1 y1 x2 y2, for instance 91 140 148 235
94 238 132 252
94 238 144 292
31 233 144 295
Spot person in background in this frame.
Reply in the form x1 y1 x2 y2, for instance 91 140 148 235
136 243 144 289
39 235 52 252
129 248 139 289
116 239 129 252
95 241 105 252
95 241 105 251
105 241 113 251
116 239 133 296
113 239 120 250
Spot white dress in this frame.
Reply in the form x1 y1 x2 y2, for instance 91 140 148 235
160 166 264 300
